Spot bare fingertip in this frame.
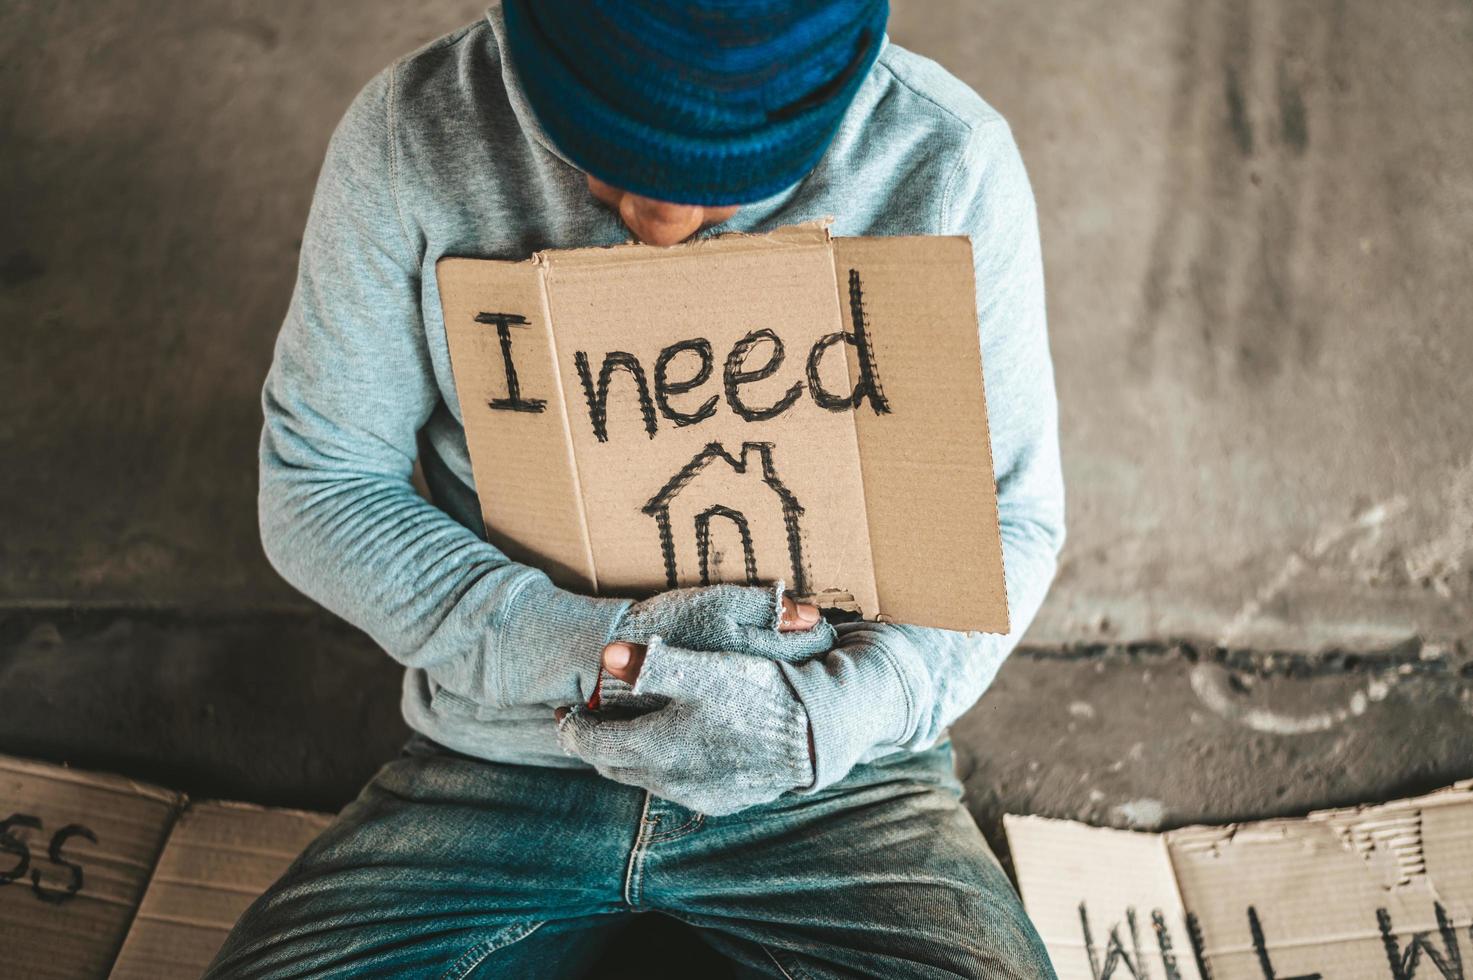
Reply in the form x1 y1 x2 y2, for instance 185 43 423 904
779 599 821 632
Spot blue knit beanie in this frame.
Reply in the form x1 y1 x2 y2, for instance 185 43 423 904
503 0 889 206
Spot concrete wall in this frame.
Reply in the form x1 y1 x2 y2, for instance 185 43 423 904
911 0 1473 656
2 2 475 610
5 0 1469 657
2 2 1471 836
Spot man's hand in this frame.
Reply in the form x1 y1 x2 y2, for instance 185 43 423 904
601 591 821 684
555 638 817 816
567 591 822 769
609 583 833 666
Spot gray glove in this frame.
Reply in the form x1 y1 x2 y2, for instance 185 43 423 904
612 582 835 662
557 637 815 816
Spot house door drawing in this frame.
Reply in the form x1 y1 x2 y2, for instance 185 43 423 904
694 504 759 586
642 441 808 594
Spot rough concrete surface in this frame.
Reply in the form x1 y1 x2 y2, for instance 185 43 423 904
2 0 1472 919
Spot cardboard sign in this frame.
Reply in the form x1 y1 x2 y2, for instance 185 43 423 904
1005 780 1473 979
0 756 181 980
109 801 333 979
438 223 1008 633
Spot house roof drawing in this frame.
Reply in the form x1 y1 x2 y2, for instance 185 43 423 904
642 441 803 518
641 441 808 593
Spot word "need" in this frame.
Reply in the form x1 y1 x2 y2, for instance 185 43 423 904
475 270 892 443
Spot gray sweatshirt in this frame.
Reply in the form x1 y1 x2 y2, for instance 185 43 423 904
259 3 1065 792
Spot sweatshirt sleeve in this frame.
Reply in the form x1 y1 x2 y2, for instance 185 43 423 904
784 119 1066 790
258 66 630 712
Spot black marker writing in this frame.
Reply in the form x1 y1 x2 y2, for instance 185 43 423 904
1079 903 1149 979
1152 909 1186 980
654 338 718 427
573 295 894 440
1077 900 1471 980
695 504 759 586
475 312 546 413
1379 904 1465 980
0 813 40 885
806 269 892 414
1185 912 1214 980
32 824 96 905
643 441 808 594
724 329 804 422
575 350 658 442
0 812 97 906
1248 906 1321 980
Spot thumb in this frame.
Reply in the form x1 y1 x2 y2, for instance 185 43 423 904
601 642 646 684
557 703 674 765
629 638 706 700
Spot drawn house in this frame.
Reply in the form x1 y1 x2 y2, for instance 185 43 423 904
642 441 808 593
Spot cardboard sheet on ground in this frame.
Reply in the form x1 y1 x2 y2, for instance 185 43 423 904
437 222 1008 633
109 801 333 979
1005 779 1473 979
0 753 337 979
0 757 180 980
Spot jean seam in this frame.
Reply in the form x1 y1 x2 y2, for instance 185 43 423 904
623 791 655 907
762 942 809 980
643 812 704 842
438 919 544 980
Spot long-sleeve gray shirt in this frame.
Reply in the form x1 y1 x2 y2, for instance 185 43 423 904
259 2 1065 782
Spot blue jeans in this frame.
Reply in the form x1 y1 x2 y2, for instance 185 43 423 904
203 735 1055 979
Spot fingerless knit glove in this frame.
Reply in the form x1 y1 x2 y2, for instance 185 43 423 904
558 637 815 815
481 581 836 712
613 583 836 661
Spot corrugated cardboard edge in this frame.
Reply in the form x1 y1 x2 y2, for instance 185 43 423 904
533 219 835 274
0 755 180 807
1006 779 1473 978
1307 776 1473 819
171 796 338 822
1163 777 1473 856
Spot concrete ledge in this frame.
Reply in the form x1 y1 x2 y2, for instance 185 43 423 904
0 608 408 812
956 641 1473 866
4 608 1471 872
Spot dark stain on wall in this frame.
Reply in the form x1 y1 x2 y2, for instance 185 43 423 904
1133 0 1338 388
1 250 45 288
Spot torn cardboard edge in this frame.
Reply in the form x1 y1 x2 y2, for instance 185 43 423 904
437 220 1009 633
1005 779 1473 980
0 754 334 980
